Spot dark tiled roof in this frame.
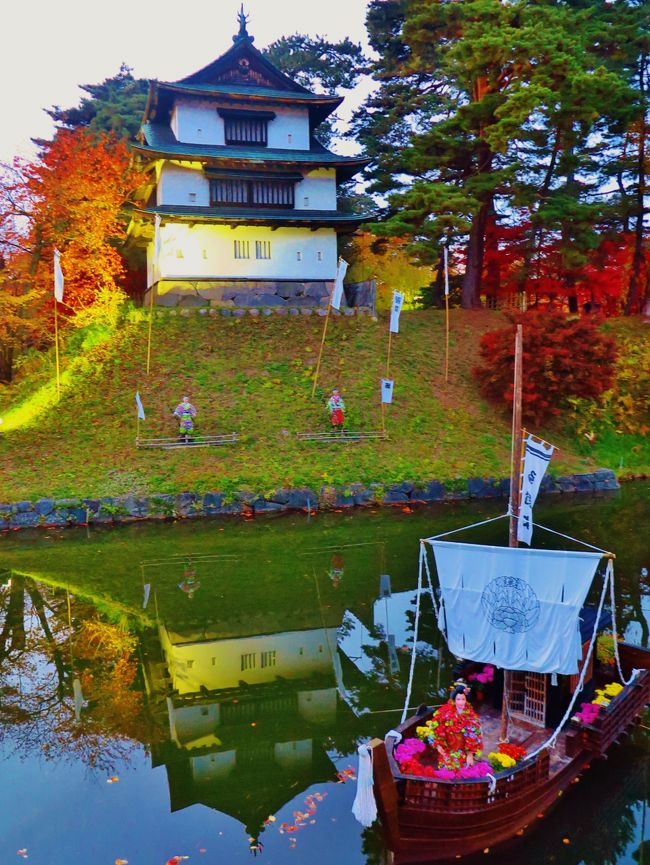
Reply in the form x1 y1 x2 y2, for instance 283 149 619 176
158 81 341 105
135 204 375 226
135 124 369 178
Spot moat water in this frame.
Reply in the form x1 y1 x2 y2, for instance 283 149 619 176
1 485 648 865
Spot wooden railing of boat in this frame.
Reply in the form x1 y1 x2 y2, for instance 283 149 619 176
566 644 650 758
370 644 650 862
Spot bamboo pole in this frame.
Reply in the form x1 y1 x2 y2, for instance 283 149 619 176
54 299 61 401
312 293 333 398
381 328 394 433
444 291 450 383
508 324 524 548
444 245 450 383
500 323 524 742
145 283 155 376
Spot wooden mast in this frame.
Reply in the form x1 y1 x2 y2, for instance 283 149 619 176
500 323 523 741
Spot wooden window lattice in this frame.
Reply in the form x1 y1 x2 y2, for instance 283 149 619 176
240 651 256 671
211 179 294 209
256 240 271 260
224 116 268 146
234 240 250 260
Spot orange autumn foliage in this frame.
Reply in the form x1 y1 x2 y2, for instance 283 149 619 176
24 129 143 313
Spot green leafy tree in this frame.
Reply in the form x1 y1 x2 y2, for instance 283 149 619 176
263 34 367 148
355 0 639 310
45 63 149 141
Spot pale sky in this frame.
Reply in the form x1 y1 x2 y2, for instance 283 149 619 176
1 0 373 164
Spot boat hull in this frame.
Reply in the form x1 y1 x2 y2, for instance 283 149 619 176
371 646 650 863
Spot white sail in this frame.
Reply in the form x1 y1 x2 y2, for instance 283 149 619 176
431 541 602 674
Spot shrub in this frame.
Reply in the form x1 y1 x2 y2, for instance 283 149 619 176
473 310 617 425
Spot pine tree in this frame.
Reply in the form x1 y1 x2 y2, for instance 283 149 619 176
45 64 149 141
355 0 639 310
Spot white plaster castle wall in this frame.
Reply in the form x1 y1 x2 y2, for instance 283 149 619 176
267 106 311 150
157 163 210 206
157 164 336 210
150 223 337 285
160 626 337 694
171 99 311 149
295 169 337 210
171 100 224 145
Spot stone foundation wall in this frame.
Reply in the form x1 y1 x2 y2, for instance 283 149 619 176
150 279 336 309
0 470 620 531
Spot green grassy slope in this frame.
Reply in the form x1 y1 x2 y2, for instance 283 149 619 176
0 309 646 503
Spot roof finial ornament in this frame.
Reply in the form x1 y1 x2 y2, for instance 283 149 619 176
234 4 254 43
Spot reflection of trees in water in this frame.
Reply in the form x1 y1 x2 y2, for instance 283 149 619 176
0 575 160 771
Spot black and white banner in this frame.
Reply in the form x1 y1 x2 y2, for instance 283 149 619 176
517 435 555 545
331 258 349 311
389 290 404 333
381 378 394 404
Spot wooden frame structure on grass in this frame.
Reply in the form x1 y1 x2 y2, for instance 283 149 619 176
136 433 239 449
296 430 387 443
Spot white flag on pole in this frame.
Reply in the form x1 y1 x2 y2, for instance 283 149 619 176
443 246 450 296
389 291 404 333
53 248 64 302
331 257 348 311
135 391 146 421
517 434 555 546
381 378 394 404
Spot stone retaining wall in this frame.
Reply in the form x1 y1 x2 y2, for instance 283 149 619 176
0 470 620 531
153 279 336 310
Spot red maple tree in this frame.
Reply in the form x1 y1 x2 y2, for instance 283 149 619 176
473 309 618 425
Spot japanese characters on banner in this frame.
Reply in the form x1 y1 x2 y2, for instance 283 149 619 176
331 257 349 311
389 290 404 333
517 434 555 546
381 378 394 404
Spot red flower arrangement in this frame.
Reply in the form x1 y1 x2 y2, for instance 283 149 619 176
497 743 527 762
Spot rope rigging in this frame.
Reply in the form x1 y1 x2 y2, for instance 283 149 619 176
398 539 641 771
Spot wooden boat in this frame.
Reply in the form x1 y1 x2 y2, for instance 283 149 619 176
370 641 650 863
361 327 650 862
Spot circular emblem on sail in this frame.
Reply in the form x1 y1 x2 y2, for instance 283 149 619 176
480 576 540 633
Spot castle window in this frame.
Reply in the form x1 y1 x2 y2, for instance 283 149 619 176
296 251 302 262
212 179 248 205
241 652 257 671
256 241 271 260
250 180 294 207
211 178 294 209
261 650 276 668
317 251 323 262
234 240 250 259
218 108 275 147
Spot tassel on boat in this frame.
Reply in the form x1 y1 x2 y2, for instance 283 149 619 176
352 744 377 827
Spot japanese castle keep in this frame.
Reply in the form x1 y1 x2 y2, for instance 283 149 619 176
127 10 371 309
